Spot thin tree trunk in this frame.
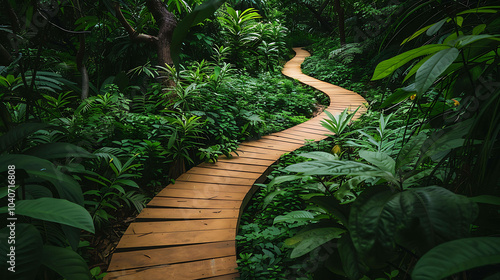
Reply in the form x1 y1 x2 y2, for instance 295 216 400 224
334 0 346 45
74 0 89 99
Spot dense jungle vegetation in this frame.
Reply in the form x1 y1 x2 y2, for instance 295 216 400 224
0 0 499 279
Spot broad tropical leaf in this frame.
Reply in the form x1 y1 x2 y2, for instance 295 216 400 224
24 142 95 159
359 150 395 174
0 224 43 280
274 211 315 224
0 123 50 153
396 132 427 170
0 155 84 205
285 227 346 258
414 48 459 94
15 198 95 233
372 45 451 80
412 237 500 280
41 245 92 280
350 186 478 257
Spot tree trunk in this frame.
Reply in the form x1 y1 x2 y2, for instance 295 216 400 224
333 0 346 45
74 0 89 99
145 0 178 67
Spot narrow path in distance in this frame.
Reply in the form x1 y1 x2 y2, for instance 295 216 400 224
105 48 367 280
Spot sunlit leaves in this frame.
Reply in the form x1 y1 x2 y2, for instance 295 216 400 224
371 45 451 81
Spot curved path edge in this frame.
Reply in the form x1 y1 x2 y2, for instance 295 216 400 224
105 48 367 280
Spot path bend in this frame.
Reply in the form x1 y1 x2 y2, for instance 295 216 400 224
105 48 367 280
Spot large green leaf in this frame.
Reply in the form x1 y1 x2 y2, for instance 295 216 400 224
286 160 377 176
469 195 500 206
0 123 50 153
41 245 91 280
299 151 338 161
403 55 432 82
24 142 95 159
396 132 427 170
0 154 83 205
415 48 459 94
454 34 496 48
372 45 451 80
426 18 447 36
419 119 472 164
359 150 395 174
285 227 346 258
389 187 477 251
412 237 500 280
309 196 349 225
0 224 43 280
338 235 368 280
15 198 95 233
267 174 305 188
350 186 478 257
274 211 315 224
349 187 397 256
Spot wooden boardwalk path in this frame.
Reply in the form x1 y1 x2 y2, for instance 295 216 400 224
105 48 367 279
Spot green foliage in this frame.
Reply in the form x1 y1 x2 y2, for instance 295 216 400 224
321 107 360 136
84 155 147 229
0 124 94 279
412 237 500 280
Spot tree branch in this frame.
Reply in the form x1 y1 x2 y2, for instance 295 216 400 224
113 3 158 43
145 0 178 66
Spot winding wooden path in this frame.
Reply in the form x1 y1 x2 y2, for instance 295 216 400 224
105 48 367 279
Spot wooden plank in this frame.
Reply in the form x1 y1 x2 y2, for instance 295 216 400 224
260 135 306 144
229 151 281 160
105 47 368 280
117 229 236 248
105 256 238 280
166 182 252 193
217 157 276 166
197 162 268 174
137 208 239 220
274 131 326 141
285 126 329 135
108 241 236 271
270 131 321 140
187 167 263 179
236 145 289 155
236 144 286 154
240 140 302 151
156 188 247 200
177 174 256 186
148 197 241 209
124 219 238 235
